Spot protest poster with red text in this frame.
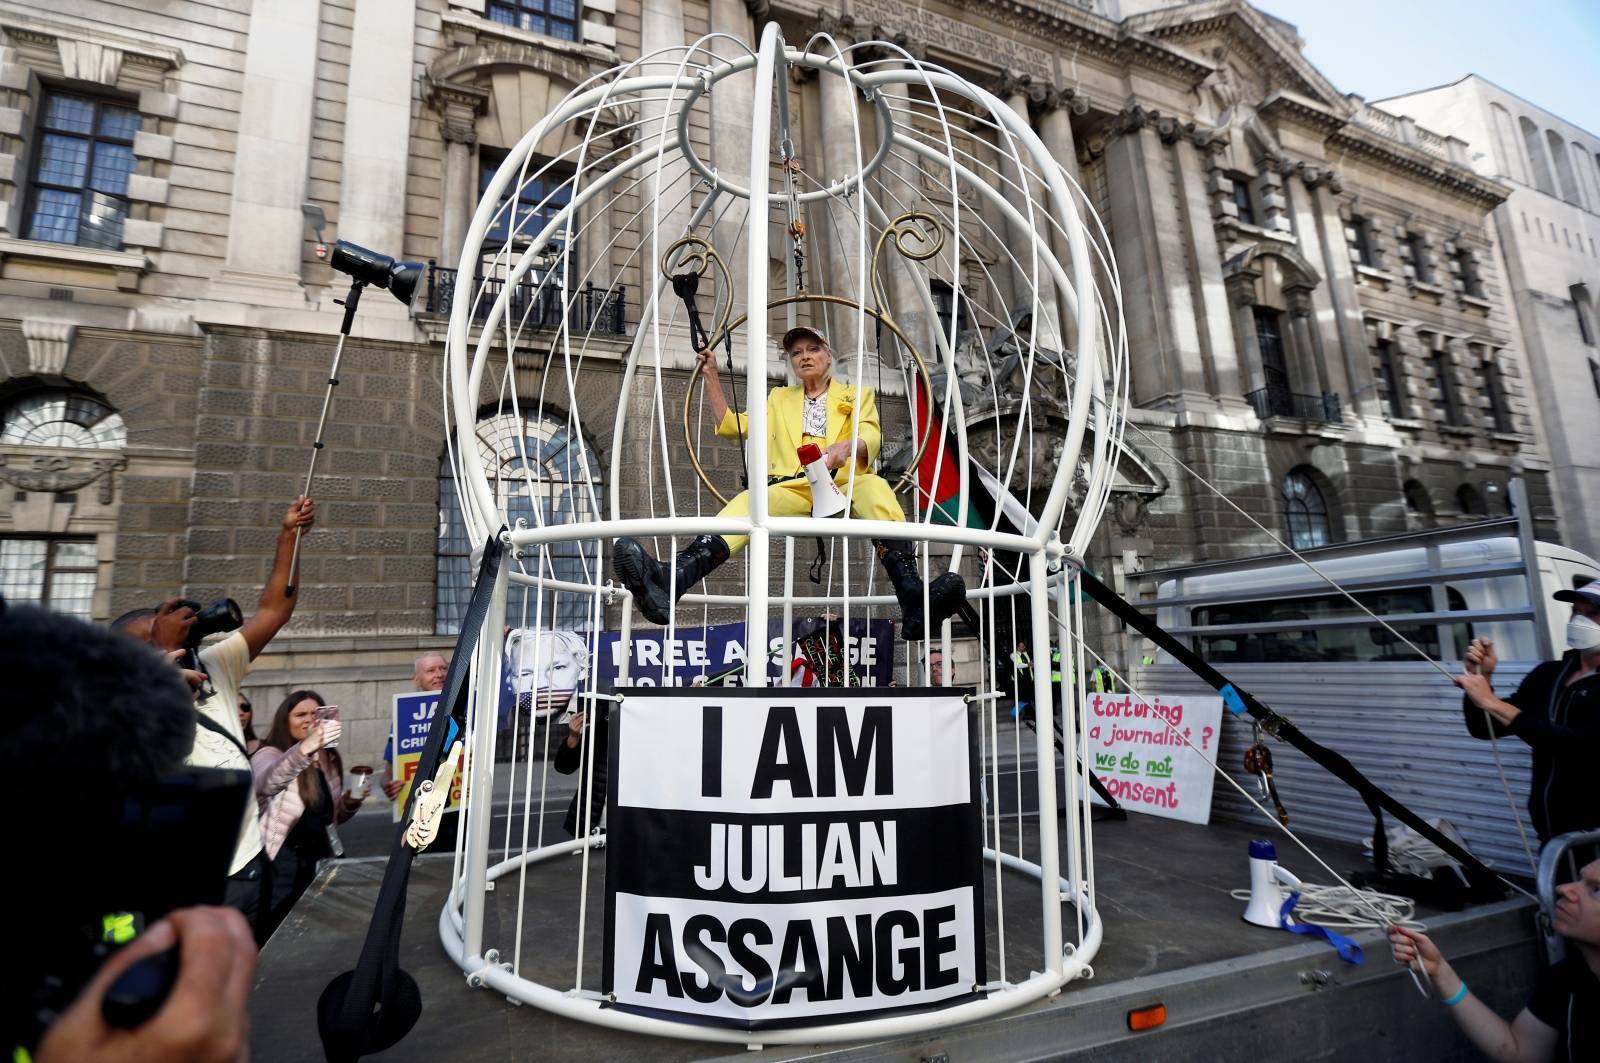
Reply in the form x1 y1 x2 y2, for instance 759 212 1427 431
1086 692 1223 826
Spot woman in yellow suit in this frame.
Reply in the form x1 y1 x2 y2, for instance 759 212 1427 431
613 325 965 641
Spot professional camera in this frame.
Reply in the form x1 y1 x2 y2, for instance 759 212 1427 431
179 597 243 649
1 606 250 1053
176 597 242 674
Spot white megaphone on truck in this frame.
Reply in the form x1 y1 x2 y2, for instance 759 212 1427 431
1241 839 1302 928
797 443 848 519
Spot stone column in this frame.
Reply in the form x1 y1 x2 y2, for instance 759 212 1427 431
814 17 864 356
1226 266 1266 396
431 83 487 271
993 74 1064 348
337 0 416 271
1282 164 1349 400
1286 287 1330 398
873 53 934 367
708 0 756 315
638 0 693 267
1101 108 1207 408
1308 170 1378 417
1030 86 1081 347
1171 127 1245 408
211 0 321 306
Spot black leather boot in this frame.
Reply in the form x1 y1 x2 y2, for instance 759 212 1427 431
874 540 966 642
613 534 731 624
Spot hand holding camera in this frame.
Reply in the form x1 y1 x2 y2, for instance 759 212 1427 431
299 719 342 755
34 907 256 1063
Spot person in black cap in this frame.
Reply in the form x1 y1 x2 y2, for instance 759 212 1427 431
1456 579 1600 842
613 325 965 640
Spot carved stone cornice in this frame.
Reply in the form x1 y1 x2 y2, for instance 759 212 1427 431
423 76 489 146
1027 81 1088 117
992 70 1032 102
1329 125 1509 210
811 7 860 43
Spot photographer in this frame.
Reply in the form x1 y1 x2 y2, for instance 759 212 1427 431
114 495 316 941
2 605 258 1061
1388 856 1599 1061
253 690 364 936
1456 580 1600 844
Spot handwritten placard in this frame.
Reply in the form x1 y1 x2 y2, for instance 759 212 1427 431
1086 693 1223 825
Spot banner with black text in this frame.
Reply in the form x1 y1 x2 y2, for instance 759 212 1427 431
601 687 986 1030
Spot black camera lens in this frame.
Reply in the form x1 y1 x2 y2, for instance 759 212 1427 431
181 599 243 649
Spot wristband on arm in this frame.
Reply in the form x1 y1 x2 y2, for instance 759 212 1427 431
1442 982 1469 1007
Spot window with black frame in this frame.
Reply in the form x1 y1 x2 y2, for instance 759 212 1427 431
475 151 579 327
1374 339 1405 419
435 411 602 636
486 0 579 41
1229 173 1256 226
0 537 98 618
25 91 141 249
1280 469 1331 550
1194 586 1469 663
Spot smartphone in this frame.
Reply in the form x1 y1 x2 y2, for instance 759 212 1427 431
314 705 340 748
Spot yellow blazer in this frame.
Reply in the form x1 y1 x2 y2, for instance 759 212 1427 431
715 377 882 479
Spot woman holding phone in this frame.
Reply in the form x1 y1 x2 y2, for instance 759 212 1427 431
251 689 366 934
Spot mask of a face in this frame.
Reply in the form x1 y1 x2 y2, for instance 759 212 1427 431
1567 614 1600 652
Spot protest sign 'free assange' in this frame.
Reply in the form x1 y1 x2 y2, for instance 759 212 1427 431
601 689 987 1030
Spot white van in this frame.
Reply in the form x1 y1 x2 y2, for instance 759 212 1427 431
1148 527 1597 665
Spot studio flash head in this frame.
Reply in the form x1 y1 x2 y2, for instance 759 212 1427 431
329 240 426 305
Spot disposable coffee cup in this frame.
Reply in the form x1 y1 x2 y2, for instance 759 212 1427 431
349 765 373 799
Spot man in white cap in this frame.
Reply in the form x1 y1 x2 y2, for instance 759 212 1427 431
1456 578 1600 842
613 325 965 640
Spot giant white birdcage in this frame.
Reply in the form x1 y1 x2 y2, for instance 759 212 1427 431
438 20 1129 1045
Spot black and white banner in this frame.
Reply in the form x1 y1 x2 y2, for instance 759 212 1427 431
602 687 987 1030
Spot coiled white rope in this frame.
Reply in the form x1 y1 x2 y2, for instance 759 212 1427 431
1228 883 1424 932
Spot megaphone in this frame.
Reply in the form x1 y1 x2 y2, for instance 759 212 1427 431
797 443 848 519
1241 839 1302 928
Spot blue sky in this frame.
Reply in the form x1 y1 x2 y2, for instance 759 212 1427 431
1255 0 1600 136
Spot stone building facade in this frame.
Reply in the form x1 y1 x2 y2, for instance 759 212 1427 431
1377 75 1600 561
0 0 1555 770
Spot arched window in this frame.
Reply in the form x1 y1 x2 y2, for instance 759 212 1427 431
1455 483 1486 517
1520 117 1555 195
435 409 602 635
1403 480 1435 527
0 386 123 620
1489 103 1526 183
1280 469 1331 549
1546 130 1582 205
0 389 125 448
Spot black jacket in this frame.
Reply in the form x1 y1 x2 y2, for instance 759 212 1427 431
1463 650 1600 841
554 710 608 838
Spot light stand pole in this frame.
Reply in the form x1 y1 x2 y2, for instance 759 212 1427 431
287 279 365 596
285 240 425 596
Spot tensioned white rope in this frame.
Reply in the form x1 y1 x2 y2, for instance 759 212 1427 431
1116 413 1541 879
1056 599 1538 906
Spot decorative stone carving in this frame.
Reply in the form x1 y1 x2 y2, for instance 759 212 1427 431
57 39 122 85
21 319 75 376
0 450 125 500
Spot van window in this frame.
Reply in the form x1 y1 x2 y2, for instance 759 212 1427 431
1193 587 1470 663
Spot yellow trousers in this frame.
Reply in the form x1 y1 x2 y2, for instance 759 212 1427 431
717 471 904 555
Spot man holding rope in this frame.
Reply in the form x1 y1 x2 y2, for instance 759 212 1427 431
613 325 965 641
1456 580 1600 844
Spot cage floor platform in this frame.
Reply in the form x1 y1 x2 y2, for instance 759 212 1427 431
253 812 1539 1062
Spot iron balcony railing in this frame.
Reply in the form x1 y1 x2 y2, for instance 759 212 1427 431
1245 385 1343 425
422 262 628 336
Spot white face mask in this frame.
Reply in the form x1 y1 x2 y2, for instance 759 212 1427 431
1567 614 1600 651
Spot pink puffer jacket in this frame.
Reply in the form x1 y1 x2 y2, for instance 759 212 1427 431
251 745 357 860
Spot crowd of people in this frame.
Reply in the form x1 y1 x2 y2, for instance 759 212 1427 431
4 469 1598 1061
